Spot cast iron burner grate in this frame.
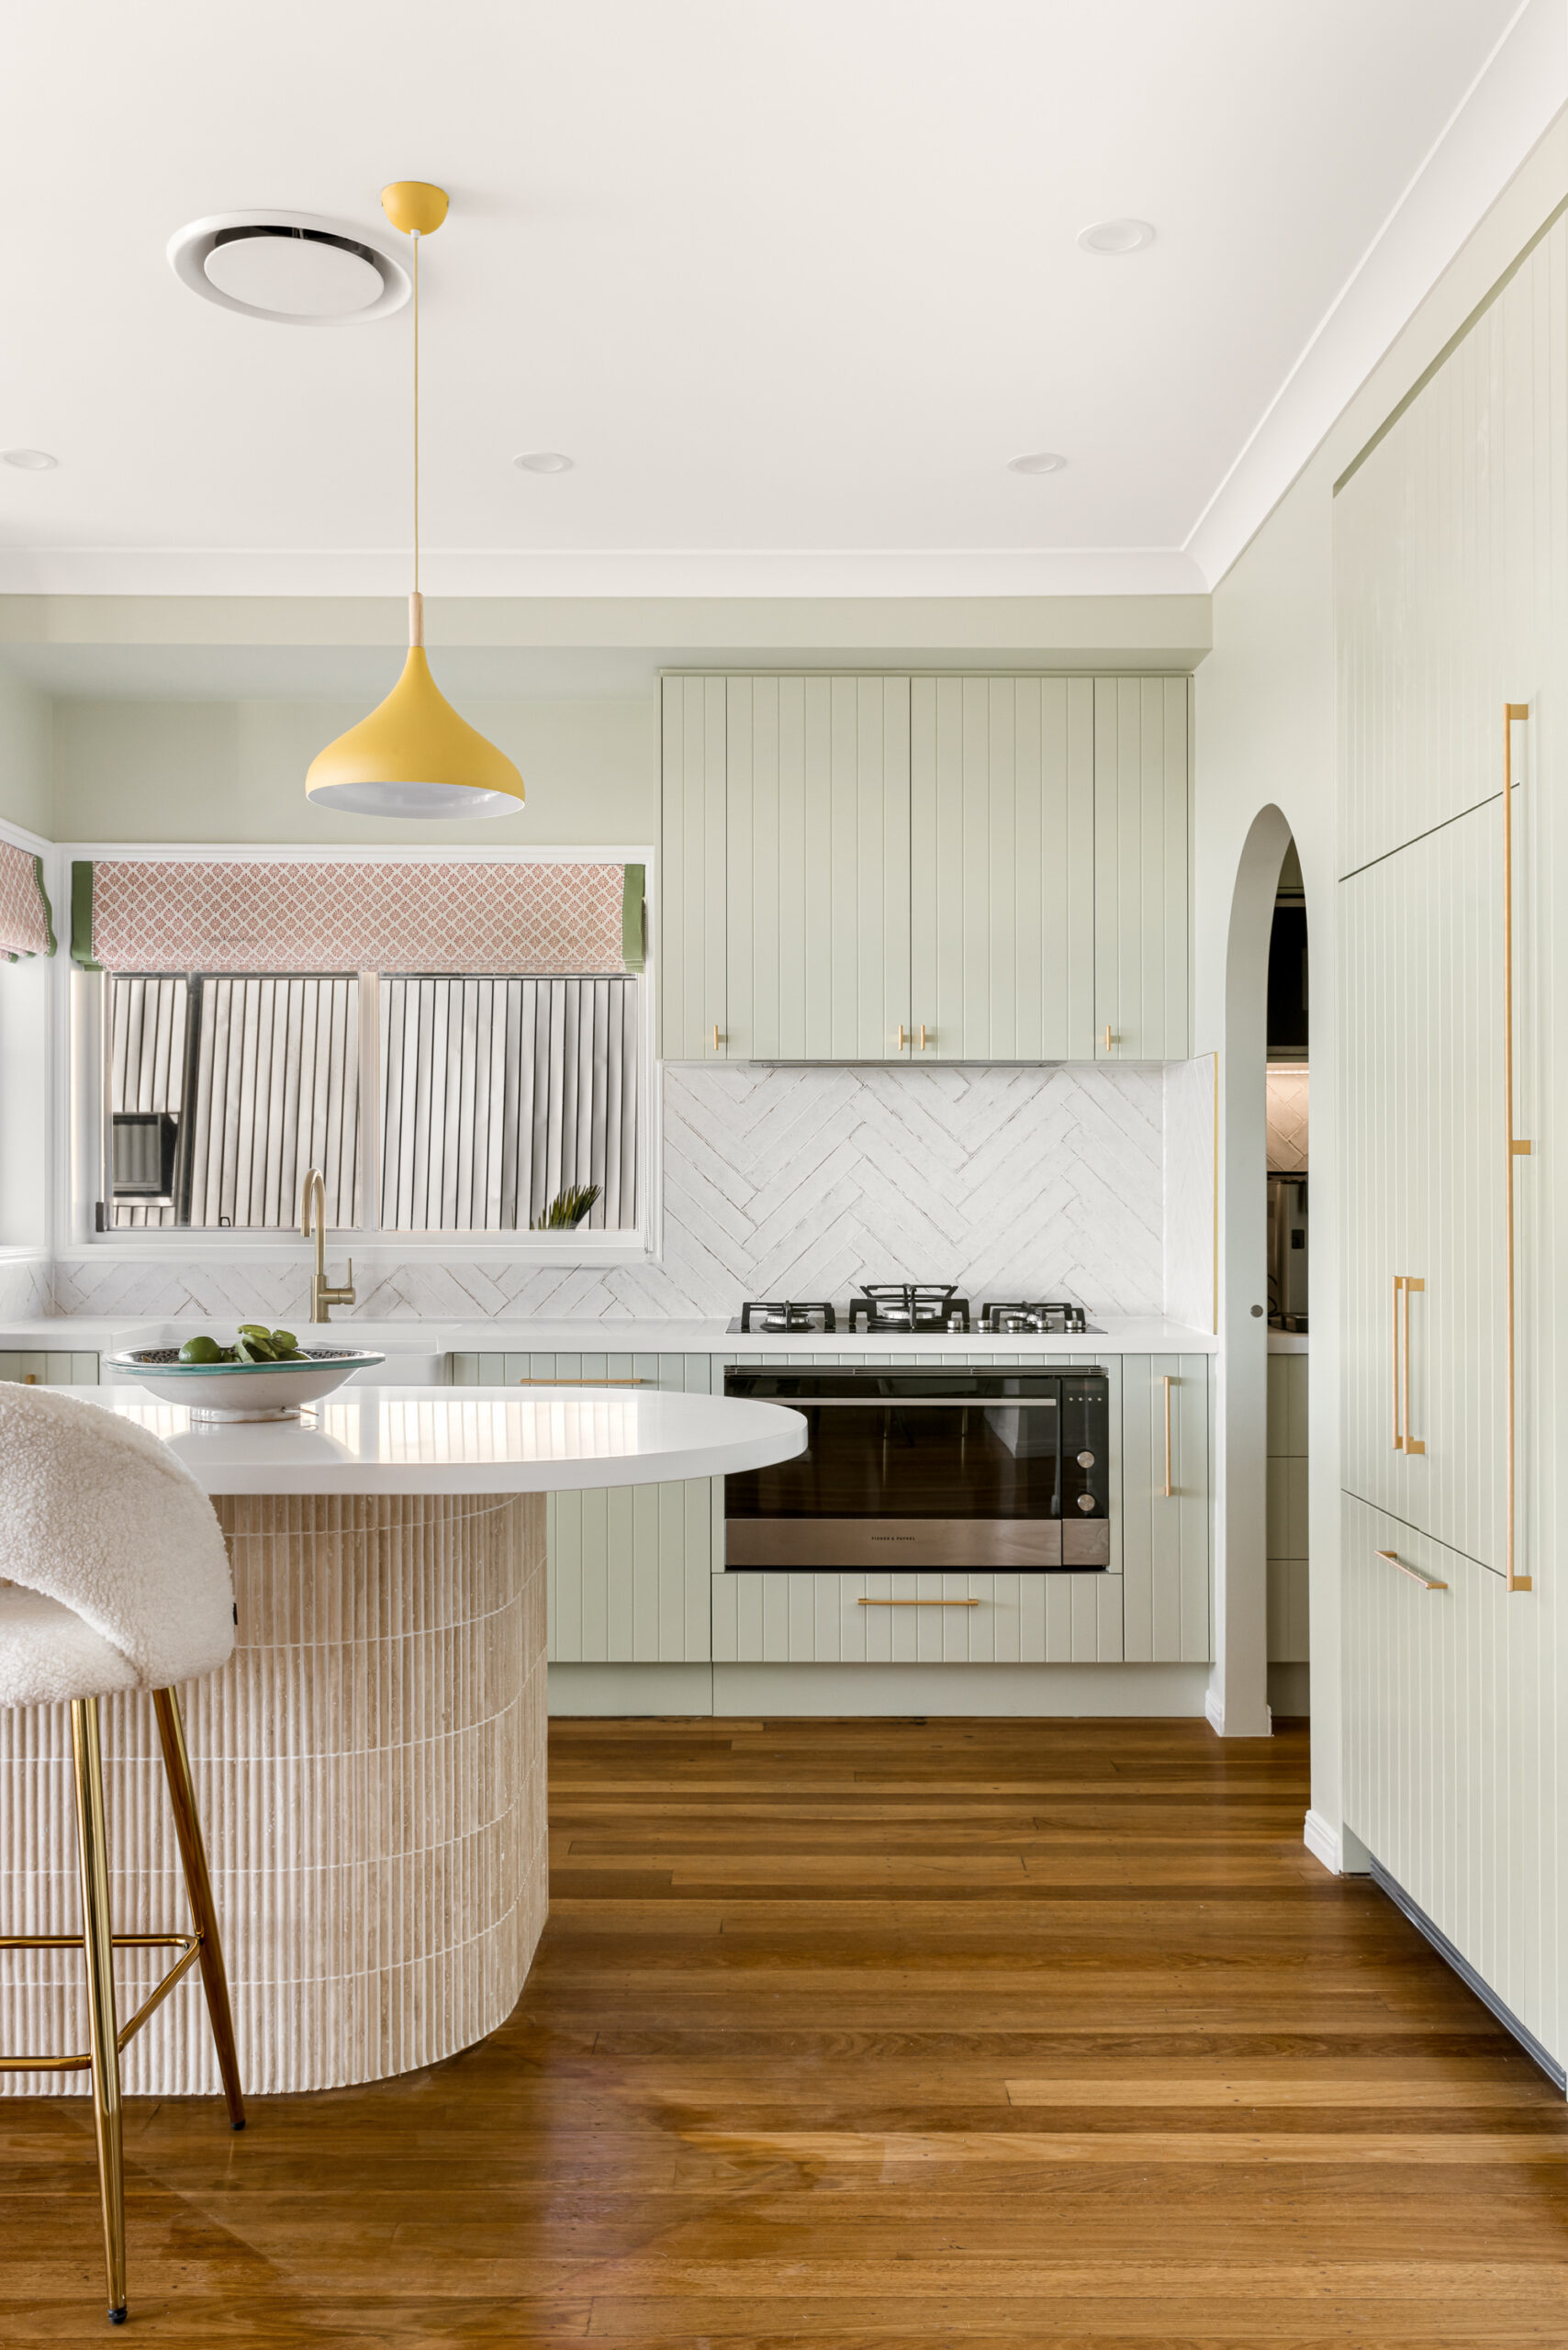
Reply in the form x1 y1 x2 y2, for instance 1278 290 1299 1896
848 1283 971 1333
737 1300 838 1334
979 1300 1090 1335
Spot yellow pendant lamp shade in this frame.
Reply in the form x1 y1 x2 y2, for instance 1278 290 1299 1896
307 593 523 816
307 184 524 820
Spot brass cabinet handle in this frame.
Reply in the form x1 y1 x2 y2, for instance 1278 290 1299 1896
897 1024 908 1052
1391 1275 1425 1455
1402 1277 1425 1457
516 1377 649 1386
1376 1546 1448 1593
1504 703 1532 1592
1160 1374 1175 1498
857 1596 980 1607
919 1024 930 1052
712 1023 722 1052
1103 1024 1115 1053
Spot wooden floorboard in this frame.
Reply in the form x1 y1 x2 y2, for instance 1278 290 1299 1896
5 1715 1568 2344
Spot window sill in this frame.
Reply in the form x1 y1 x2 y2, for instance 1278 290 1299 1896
73 1232 655 1267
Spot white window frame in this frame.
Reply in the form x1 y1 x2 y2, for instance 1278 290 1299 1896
55 843 661 1267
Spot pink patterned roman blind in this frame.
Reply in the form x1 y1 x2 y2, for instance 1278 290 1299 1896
0 841 54 962
72 858 644 977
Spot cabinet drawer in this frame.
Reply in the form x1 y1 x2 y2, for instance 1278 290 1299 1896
711 1570 1123 1665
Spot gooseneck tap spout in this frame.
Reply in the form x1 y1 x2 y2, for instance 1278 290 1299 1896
301 1168 355 1325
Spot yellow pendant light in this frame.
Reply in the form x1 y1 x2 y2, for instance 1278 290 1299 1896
307 181 523 818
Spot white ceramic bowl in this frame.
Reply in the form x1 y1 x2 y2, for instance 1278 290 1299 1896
104 1345 387 1422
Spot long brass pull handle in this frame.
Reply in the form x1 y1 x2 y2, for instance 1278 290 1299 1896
1376 1546 1448 1593
919 1024 930 1052
1402 1278 1425 1457
1161 1374 1174 1498
1103 1024 1115 1053
1504 703 1532 1592
515 1377 649 1386
857 1596 980 1608
897 1024 907 1052
1392 1275 1404 1451
712 1023 722 1052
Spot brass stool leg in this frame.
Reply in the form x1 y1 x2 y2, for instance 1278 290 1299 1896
70 1697 128 2324
151 1688 245 2130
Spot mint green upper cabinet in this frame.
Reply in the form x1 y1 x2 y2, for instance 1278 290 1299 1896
725 676 912 1062
909 677 1095 1061
660 677 730 1061
1093 677 1191 1061
660 672 1193 1063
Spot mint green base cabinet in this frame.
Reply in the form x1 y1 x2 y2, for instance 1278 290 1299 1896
451 1350 717 1662
0 1352 99 1386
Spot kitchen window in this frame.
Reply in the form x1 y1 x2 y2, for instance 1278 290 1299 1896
77 852 649 1243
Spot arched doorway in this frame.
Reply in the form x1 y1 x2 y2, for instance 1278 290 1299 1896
1210 804 1297 1738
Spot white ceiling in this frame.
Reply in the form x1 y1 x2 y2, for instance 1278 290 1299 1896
0 0 1553 602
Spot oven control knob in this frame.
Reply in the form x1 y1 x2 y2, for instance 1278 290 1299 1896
1076 1450 1095 1468
1076 1493 1096 1512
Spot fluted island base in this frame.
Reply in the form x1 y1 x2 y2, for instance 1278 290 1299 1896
2 1491 546 2096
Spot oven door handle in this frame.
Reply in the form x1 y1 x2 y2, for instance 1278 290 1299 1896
738 1396 1062 1409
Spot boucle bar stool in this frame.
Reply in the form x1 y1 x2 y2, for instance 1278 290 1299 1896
0 1385 244 2325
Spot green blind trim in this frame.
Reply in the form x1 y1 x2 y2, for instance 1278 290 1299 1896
621 862 646 973
32 856 56 958
70 860 99 970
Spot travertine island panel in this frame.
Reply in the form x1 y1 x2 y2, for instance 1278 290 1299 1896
2 1385 804 2097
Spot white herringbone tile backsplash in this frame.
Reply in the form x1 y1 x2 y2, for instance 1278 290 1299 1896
54 1063 1181 1323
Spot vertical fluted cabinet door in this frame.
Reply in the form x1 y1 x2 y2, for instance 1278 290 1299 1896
450 1351 716 1663
1119 1355 1211 1662
725 674 912 1060
1092 677 1190 1061
1340 803 1505 1567
909 676 1096 1061
660 676 729 1060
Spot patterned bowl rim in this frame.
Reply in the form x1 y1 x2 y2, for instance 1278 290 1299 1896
105 1347 387 1375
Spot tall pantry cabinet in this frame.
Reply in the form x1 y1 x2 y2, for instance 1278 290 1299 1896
1335 205 1568 2065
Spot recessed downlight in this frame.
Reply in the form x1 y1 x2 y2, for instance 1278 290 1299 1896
2 448 57 471
168 211 411 325
513 451 575 474
1007 451 1068 476
1078 218 1155 256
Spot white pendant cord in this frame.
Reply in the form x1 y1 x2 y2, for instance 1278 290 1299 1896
411 229 420 603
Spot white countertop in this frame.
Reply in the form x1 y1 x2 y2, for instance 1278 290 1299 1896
59 1384 808 1496
4 1313 1219 1359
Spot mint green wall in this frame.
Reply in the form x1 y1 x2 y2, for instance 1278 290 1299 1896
0 672 51 835
49 693 658 846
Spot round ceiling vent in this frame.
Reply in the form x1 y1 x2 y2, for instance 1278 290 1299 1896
167 210 411 325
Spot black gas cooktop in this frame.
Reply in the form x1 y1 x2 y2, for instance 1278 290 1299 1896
730 1285 1099 1337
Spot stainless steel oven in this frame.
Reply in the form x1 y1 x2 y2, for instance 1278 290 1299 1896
722 1365 1110 1570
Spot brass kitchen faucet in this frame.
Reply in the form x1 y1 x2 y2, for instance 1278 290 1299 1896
300 1168 355 1324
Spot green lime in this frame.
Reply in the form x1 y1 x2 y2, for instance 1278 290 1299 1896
178 1335 221 1365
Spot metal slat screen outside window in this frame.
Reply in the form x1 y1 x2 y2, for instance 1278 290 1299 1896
106 971 641 1234
108 976 360 1230
379 977 640 1231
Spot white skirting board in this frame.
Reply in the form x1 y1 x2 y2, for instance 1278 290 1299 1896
549 1661 1213 1718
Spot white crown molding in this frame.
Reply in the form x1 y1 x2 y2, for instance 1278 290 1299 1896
1186 0 1568 588
0 544 1208 601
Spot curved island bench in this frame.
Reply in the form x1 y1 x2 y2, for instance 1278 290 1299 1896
3 1384 804 2098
